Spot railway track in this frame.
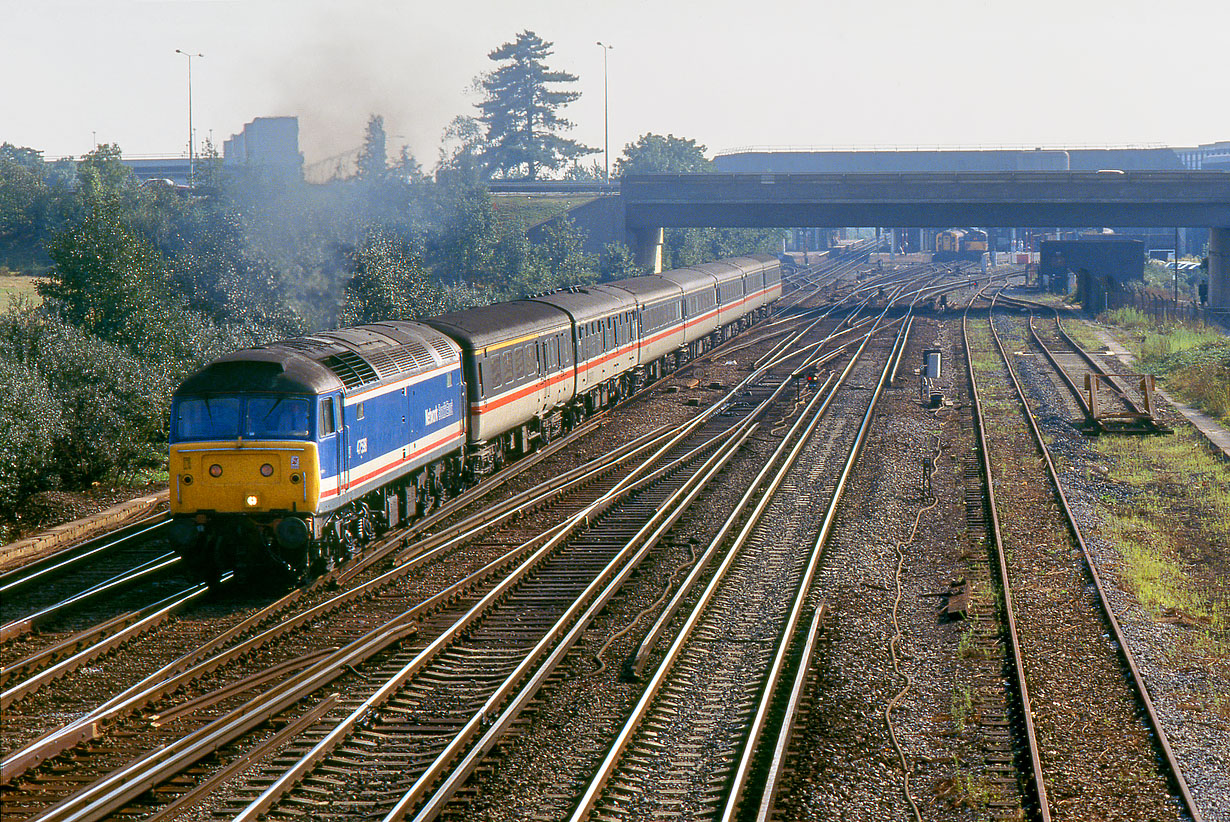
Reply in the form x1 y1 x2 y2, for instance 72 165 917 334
7 262 1047 822
0 270 852 774
960 287 1201 821
570 288 918 822
0 266 875 821
995 293 1159 430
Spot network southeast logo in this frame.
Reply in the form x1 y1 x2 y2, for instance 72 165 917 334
425 400 455 425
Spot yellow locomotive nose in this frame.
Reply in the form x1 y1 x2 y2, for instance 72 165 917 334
170 442 320 515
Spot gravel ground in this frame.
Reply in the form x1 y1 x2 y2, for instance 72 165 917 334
780 313 1022 822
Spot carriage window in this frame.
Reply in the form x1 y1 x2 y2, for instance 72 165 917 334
513 346 523 379
320 398 336 436
478 362 484 392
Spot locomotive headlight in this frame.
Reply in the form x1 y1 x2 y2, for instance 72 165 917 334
289 473 301 484
245 495 259 507
209 464 223 477
182 474 193 485
260 463 274 477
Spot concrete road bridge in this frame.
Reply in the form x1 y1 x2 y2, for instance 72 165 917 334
508 171 1230 307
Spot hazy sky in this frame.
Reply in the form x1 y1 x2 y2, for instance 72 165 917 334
4 0 1227 170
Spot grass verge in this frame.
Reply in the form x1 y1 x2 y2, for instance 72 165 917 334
1092 430 1230 705
1096 308 1230 426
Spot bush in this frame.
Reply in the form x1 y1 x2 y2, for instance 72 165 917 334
0 358 63 512
0 304 173 508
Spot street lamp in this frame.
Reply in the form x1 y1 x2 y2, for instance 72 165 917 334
175 49 203 183
596 41 613 183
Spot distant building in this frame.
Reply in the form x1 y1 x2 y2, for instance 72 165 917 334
1173 140 1230 170
223 117 303 177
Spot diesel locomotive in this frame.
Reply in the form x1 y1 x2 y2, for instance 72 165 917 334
933 228 989 262
168 255 781 583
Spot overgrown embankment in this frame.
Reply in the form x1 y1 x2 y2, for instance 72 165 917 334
1098 307 1230 426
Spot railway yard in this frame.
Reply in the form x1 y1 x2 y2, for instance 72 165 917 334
2 258 1227 822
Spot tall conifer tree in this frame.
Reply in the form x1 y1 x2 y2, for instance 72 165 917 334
478 31 596 180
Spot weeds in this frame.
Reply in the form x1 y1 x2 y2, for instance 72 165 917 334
1092 431 1230 662
937 758 1000 810
1094 310 1230 426
951 684 974 734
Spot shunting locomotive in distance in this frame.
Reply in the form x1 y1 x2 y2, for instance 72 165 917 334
932 228 989 262
167 255 782 584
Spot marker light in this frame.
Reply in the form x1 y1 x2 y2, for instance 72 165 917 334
209 464 223 477
290 473 301 484
260 463 274 477
245 495 259 507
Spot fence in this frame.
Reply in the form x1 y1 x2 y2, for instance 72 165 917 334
1104 288 1221 326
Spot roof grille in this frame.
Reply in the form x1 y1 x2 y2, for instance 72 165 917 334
428 338 456 362
322 351 379 391
363 350 402 380
389 348 418 372
268 338 330 354
405 341 435 369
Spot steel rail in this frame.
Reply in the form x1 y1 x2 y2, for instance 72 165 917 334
962 284 1053 822
3 420 682 785
715 271 1002 818
30 617 422 822
389 426 759 822
228 280 856 822
393 323 849 822
628 372 835 678
231 415 756 822
1 585 208 711
754 604 827 822
0 610 140 690
1 424 671 787
985 293 1204 822
19 342 776 820
721 295 919 820
622 277 938 677
569 283 914 821
996 293 1147 420
1 552 182 643
0 516 169 594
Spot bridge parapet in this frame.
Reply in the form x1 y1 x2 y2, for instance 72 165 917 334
621 171 1230 228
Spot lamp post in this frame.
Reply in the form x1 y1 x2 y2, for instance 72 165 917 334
175 49 203 183
596 41 613 182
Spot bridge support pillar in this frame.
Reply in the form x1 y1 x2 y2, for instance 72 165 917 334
632 227 664 273
1210 227 1229 310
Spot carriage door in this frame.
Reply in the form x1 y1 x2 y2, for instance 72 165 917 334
336 396 350 494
